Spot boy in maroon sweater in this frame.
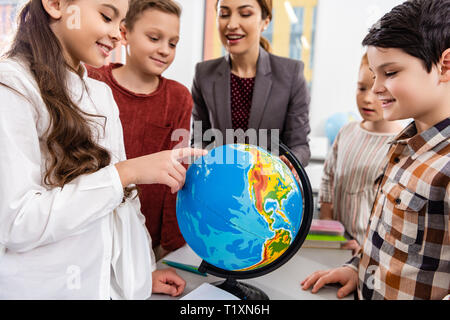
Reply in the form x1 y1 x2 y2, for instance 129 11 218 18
87 0 190 260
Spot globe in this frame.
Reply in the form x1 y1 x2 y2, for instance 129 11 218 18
176 143 313 299
176 144 311 278
325 111 359 145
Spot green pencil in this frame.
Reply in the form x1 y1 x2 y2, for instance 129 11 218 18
162 260 207 277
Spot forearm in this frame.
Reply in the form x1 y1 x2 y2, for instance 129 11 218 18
319 202 334 220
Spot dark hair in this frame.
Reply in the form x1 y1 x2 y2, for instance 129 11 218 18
3 0 112 188
256 0 273 52
362 0 450 72
125 0 182 31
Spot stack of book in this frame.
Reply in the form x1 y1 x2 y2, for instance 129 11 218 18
303 219 348 249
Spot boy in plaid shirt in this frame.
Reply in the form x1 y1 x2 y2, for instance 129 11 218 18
302 0 450 300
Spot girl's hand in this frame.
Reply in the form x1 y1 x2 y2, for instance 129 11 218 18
301 266 358 299
152 268 186 297
115 148 207 192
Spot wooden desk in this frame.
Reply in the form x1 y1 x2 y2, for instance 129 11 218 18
151 245 353 300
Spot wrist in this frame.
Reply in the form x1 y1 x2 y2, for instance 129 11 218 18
115 160 135 187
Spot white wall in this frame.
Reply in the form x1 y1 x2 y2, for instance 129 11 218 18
309 0 404 136
163 0 205 90
165 0 405 137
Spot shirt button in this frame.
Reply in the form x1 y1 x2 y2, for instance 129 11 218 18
393 157 400 163
395 198 401 205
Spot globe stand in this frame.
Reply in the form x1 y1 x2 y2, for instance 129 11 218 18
212 278 269 300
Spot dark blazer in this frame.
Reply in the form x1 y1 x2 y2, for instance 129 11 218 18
191 47 311 166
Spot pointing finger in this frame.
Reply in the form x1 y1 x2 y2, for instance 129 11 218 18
171 148 208 162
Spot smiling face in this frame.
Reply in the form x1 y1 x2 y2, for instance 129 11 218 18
356 63 384 122
216 0 270 57
368 46 447 127
123 8 179 76
49 0 128 69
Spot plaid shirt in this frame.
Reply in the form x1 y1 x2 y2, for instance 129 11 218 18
345 118 450 300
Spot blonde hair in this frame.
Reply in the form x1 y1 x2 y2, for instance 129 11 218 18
125 0 182 31
360 53 369 68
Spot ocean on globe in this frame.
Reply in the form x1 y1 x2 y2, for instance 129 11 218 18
176 144 303 272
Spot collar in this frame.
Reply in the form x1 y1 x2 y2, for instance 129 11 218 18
390 117 450 159
220 46 272 76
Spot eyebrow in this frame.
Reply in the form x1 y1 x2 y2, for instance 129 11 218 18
101 3 119 17
146 28 180 40
375 62 398 70
220 5 255 10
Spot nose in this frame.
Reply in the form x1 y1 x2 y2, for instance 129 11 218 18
110 22 122 43
227 13 239 30
364 88 377 104
371 76 385 95
158 42 170 57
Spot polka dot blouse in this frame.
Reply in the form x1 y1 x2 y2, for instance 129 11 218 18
230 72 255 131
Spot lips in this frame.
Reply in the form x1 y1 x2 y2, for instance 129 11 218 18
96 42 113 57
150 57 167 66
379 98 396 108
226 34 245 40
226 33 245 44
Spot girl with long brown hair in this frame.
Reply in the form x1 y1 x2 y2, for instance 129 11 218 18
0 0 205 299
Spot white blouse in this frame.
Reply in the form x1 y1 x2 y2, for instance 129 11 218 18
0 58 155 299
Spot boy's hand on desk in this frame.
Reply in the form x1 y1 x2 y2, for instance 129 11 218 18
152 268 186 297
301 266 358 299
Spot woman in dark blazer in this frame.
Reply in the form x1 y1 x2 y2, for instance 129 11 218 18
191 0 311 166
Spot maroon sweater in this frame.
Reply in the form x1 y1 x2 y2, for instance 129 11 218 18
87 63 192 251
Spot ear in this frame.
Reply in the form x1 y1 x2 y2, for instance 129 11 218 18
439 48 450 82
119 21 128 46
41 0 63 20
261 17 270 32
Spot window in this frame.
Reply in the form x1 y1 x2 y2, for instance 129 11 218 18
0 0 19 53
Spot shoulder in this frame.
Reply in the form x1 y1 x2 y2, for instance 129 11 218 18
269 52 304 69
265 52 304 75
84 74 117 109
194 56 227 76
262 51 307 95
343 121 360 132
85 63 111 83
163 78 191 98
335 121 360 140
162 78 193 115
83 69 118 115
0 58 43 103
0 58 34 86
85 75 113 96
